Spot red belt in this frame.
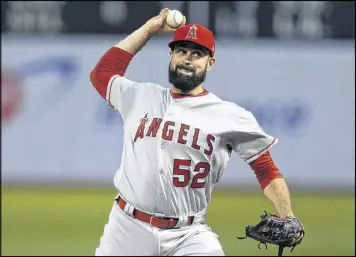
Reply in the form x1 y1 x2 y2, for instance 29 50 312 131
116 196 194 229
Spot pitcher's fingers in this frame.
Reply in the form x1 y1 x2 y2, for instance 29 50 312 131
159 8 170 18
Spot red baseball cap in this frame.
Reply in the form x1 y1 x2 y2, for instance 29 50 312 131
168 24 215 57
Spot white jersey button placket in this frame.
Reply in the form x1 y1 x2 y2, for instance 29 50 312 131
165 101 176 118
156 101 177 209
156 139 166 206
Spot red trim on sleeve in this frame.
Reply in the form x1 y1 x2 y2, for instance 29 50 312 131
107 76 116 108
249 151 283 191
90 47 133 99
245 138 276 163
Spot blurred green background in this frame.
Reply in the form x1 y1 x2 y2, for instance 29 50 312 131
2 186 354 256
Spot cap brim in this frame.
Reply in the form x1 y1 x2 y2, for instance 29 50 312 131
168 40 212 56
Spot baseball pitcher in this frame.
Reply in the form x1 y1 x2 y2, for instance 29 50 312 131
89 8 305 256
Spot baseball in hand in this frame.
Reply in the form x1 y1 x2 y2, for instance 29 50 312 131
166 10 184 28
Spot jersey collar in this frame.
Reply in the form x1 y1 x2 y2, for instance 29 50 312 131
170 89 209 99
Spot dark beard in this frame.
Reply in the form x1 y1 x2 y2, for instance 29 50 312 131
168 63 207 94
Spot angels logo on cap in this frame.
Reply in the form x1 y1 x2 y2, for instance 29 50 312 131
186 25 198 40
168 24 216 56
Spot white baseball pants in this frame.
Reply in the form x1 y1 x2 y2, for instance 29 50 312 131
95 201 225 256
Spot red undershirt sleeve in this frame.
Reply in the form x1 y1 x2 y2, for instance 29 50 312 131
90 47 133 99
249 151 284 191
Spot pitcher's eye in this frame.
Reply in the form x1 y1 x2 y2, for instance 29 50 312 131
192 51 202 57
175 48 187 55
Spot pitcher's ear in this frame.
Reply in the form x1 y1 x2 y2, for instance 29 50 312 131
207 57 216 71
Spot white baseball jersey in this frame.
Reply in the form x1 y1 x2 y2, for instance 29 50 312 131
106 75 278 219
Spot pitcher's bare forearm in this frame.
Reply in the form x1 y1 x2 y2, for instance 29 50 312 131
263 177 294 218
249 152 292 217
115 24 154 56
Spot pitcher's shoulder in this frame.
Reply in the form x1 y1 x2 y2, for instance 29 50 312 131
135 81 167 91
208 93 252 117
133 81 170 97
